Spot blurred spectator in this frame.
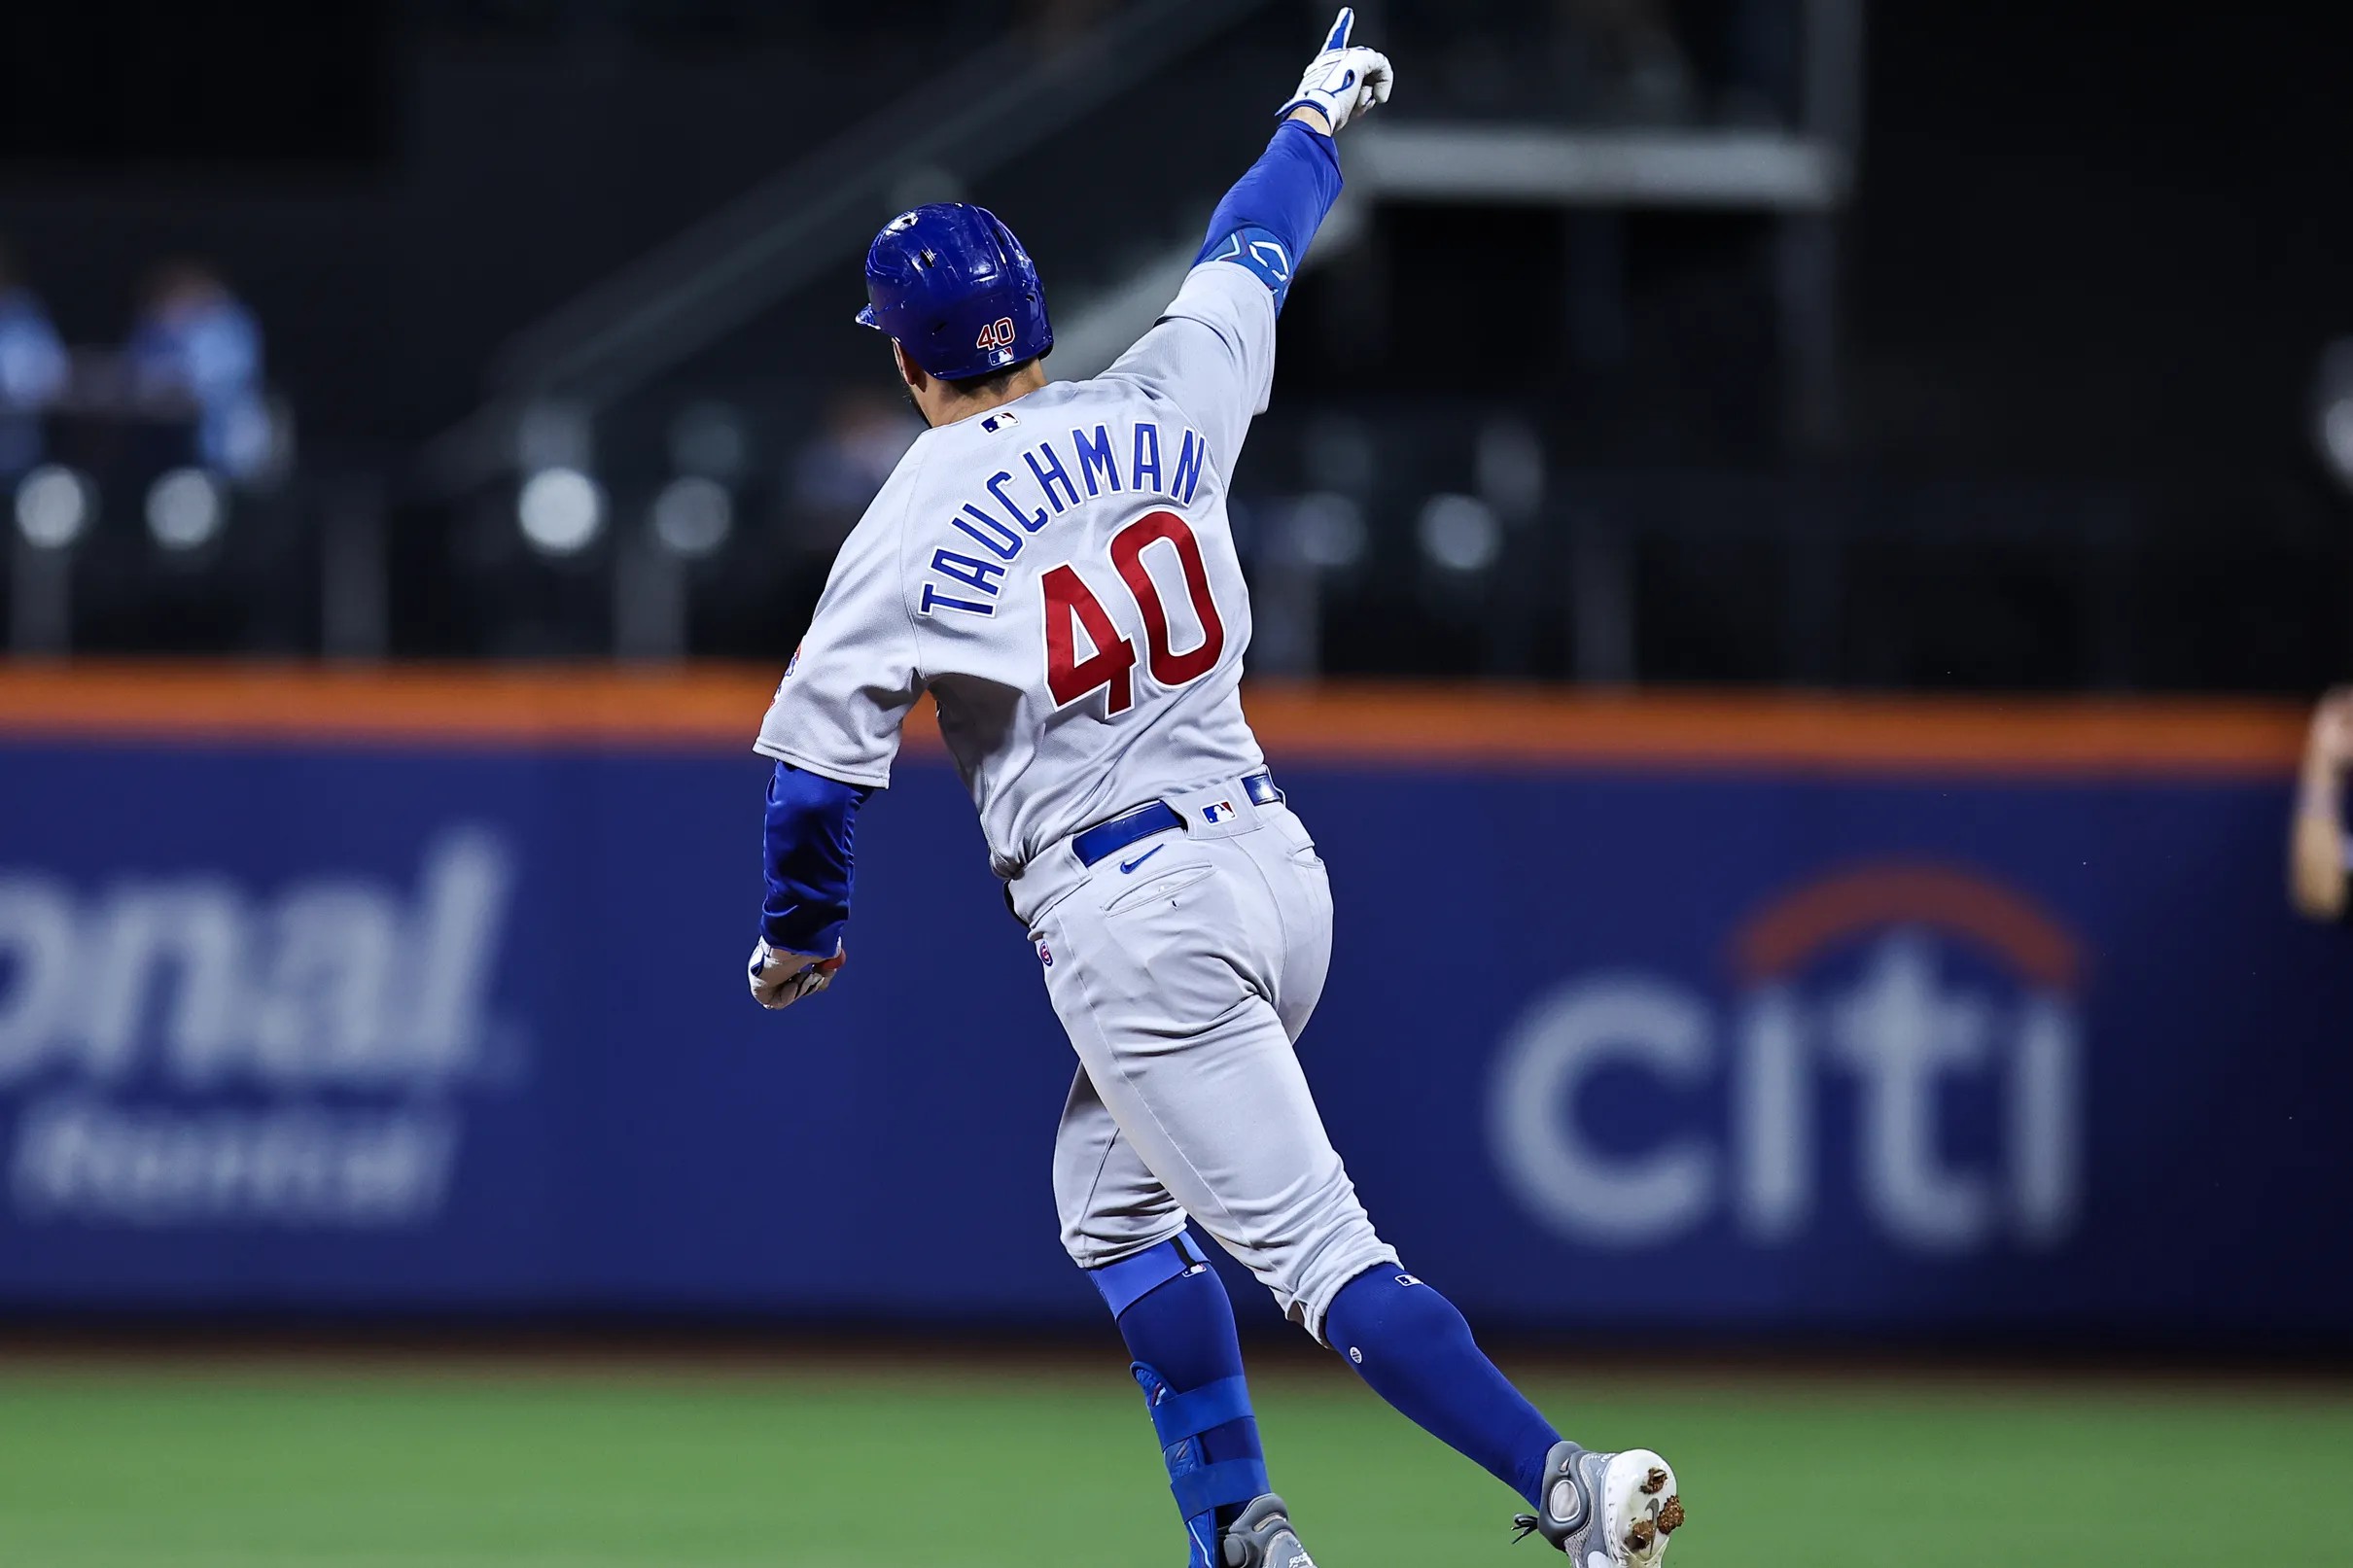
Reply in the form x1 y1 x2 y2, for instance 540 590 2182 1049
123 259 270 480
789 387 922 549
2290 686 2353 920
0 240 69 478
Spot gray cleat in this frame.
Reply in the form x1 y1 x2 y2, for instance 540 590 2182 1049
1513 1441 1684 1568
1221 1493 1317 1568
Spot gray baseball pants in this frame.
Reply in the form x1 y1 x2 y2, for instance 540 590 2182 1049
1008 780 1397 1339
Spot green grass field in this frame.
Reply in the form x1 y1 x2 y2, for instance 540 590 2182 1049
2 1355 2348 1567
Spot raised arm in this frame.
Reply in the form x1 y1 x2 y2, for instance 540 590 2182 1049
1106 9 1393 458
1192 7 1392 305
1190 119 1345 316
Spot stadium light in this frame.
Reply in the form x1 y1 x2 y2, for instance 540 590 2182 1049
2313 338 2353 495
145 468 227 551
650 476 733 558
13 465 94 550
517 467 605 555
1418 494 1502 573
1285 493 1367 570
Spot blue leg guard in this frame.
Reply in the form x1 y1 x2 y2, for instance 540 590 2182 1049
1089 1233 1271 1568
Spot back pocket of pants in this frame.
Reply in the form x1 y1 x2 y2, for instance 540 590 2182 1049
1102 861 1217 916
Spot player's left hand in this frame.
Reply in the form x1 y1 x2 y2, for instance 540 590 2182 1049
1278 7 1393 134
748 936 845 1010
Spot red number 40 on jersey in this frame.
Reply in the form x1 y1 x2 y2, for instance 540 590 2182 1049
1042 510 1226 715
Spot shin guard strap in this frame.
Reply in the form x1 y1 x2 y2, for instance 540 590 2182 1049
1088 1232 1212 1320
1171 1458 1272 1522
1145 1375 1255 1448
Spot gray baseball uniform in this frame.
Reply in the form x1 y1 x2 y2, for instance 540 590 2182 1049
757 258 1396 1334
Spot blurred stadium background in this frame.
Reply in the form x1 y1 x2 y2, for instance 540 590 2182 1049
4 2 2353 1564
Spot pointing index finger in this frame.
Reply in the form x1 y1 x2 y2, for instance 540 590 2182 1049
1323 6 1354 52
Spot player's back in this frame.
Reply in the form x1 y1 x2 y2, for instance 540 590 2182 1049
757 261 1282 874
903 366 1262 872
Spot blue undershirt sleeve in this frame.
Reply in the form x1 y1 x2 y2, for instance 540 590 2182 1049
760 761 871 956
1192 120 1344 309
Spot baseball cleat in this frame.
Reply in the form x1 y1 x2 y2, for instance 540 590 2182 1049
1221 1494 1317 1568
1512 1442 1683 1568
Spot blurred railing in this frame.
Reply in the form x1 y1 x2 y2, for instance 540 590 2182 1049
9 442 2341 692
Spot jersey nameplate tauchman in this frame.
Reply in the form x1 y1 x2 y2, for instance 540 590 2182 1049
919 421 1211 618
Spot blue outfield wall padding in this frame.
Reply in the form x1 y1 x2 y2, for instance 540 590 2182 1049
0 736 2347 1342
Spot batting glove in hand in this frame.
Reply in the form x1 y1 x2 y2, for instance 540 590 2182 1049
748 936 845 1010
1278 7 1393 133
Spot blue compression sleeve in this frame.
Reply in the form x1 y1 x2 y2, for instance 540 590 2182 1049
760 762 870 956
1323 1267 1562 1508
1193 120 1344 308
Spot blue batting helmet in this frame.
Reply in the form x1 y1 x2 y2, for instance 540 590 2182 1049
856 203 1053 382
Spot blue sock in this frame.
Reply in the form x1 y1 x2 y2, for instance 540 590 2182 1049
1322 1266 1562 1508
1089 1235 1271 1568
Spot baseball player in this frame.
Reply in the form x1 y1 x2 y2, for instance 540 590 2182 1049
747 13 1684 1567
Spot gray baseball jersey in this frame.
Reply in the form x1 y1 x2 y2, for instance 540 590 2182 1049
755 261 1277 875
757 245 1399 1338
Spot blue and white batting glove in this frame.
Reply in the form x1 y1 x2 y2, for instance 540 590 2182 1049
1278 7 1394 133
748 936 845 1010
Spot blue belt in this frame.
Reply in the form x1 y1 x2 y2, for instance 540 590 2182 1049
1070 772 1283 868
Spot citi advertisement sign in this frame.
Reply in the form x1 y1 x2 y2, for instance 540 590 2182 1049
1490 862 2082 1254
0 828 520 1230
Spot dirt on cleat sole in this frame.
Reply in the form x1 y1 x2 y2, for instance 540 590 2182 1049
1598 1450 1683 1567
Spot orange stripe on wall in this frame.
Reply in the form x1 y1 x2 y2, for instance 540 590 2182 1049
1241 684 2306 777
0 662 2309 778
0 663 812 749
